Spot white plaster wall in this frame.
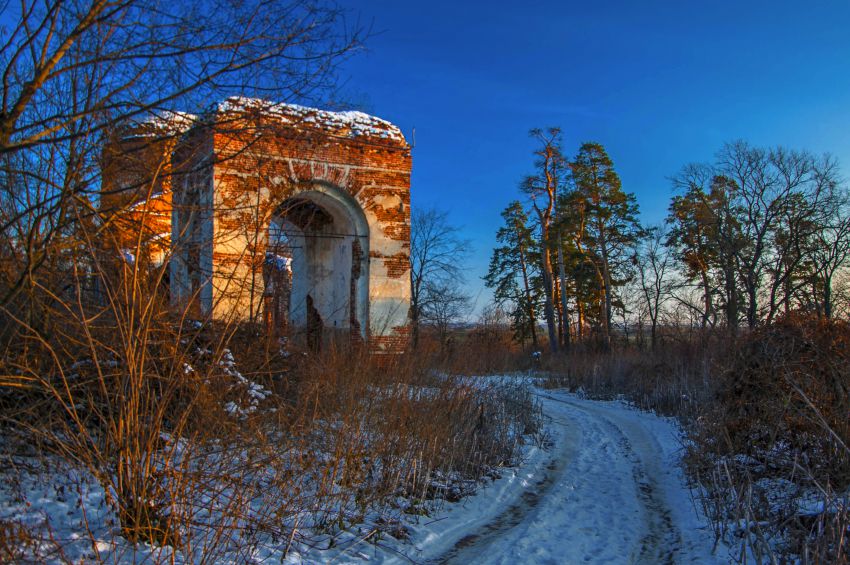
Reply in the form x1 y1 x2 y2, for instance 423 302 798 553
363 191 411 336
210 166 259 321
170 157 215 317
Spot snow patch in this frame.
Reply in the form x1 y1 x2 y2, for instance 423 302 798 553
127 110 197 137
214 96 405 142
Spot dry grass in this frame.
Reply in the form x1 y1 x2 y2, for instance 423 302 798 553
683 316 850 564
518 319 849 563
537 335 720 421
5 243 844 563
0 273 542 562
414 325 534 376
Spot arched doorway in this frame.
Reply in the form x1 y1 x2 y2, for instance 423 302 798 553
264 184 369 346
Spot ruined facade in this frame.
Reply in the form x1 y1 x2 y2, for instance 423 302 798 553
102 98 412 351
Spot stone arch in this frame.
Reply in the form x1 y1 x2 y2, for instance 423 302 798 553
264 182 370 342
163 99 412 352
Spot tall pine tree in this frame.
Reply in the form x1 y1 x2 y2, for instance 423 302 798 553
522 128 568 353
485 201 540 349
569 142 643 349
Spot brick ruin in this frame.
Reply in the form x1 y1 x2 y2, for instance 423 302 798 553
101 98 412 352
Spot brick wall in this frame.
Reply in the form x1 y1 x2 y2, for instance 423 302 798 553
103 101 413 352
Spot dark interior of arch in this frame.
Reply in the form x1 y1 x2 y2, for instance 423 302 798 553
263 192 367 347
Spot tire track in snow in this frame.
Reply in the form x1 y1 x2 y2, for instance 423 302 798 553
431 392 687 564
532 394 685 564
550 396 683 564
432 436 574 565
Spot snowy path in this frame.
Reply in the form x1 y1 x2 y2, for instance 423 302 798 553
352 388 726 565
0 386 727 563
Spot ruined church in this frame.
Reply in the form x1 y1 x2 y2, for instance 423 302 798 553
101 97 412 352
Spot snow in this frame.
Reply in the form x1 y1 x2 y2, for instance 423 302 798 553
122 110 197 139
265 252 293 272
0 383 728 563
217 348 272 418
0 462 166 563
214 96 405 142
302 387 729 564
136 110 196 134
120 98 405 143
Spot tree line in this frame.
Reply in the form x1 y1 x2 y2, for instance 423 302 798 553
486 129 850 352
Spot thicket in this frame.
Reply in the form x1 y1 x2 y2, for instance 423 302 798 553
0 295 542 561
685 316 850 564
515 317 848 564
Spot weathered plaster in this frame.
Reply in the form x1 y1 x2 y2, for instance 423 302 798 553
105 98 412 352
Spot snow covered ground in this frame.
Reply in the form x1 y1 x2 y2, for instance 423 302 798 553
1 385 731 563
320 387 729 564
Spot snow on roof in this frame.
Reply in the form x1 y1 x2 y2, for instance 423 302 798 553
123 110 197 138
213 96 406 143
118 98 406 144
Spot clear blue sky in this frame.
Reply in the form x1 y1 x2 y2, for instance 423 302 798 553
338 1 850 314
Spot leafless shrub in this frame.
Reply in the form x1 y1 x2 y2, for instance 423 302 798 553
537 332 720 420
685 315 850 563
0 245 541 562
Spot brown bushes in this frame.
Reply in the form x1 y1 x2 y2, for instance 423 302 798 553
0 305 542 561
539 334 719 420
683 316 850 563
412 325 532 376
714 315 850 487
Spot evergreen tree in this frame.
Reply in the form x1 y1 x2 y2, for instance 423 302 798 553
485 201 540 349
521 128 568 353
569 142 643 349
667 170 722 329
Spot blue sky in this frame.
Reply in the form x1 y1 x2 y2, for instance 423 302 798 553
338 1 850 313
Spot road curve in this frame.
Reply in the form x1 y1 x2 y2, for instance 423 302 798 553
431 391 723 565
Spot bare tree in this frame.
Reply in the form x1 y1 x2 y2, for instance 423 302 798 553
0 1 366 550
409 207 471 348
0 0 363 308
637 225 672 350
420 279 470 349
807 201 850 319
667 142 843 332
717 142 834 327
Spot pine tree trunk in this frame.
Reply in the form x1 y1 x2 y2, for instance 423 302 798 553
518 244 539 350
540 251 559 354
557 238 570 350
598 228 613 351
577 301 584 341
555 281 563 346
602 261 613 350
